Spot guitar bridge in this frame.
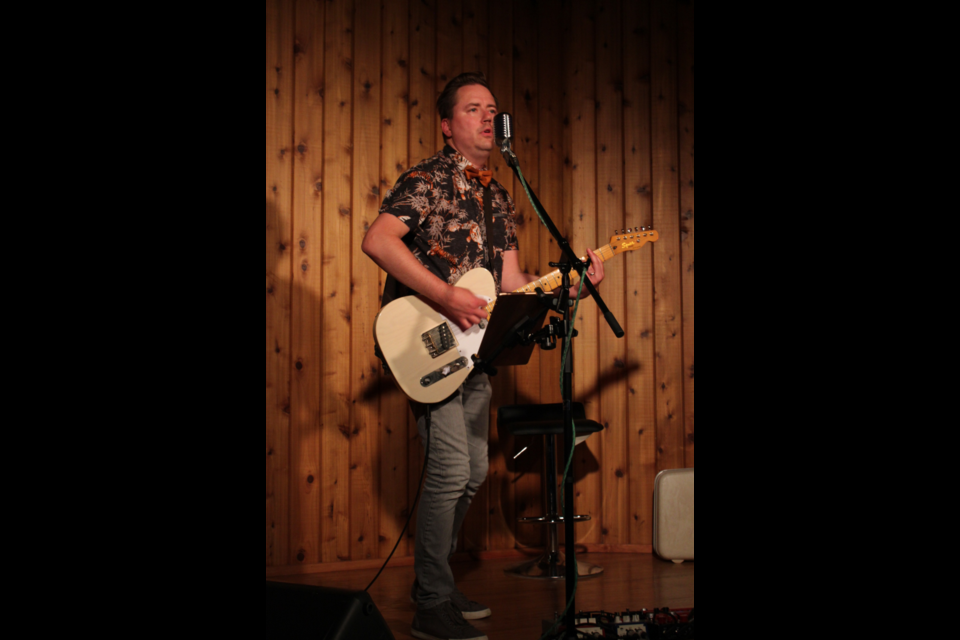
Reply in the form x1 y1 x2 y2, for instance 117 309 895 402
422 323 457 358
420 357 469 387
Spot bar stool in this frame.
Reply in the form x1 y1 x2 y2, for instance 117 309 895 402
497 402 605 579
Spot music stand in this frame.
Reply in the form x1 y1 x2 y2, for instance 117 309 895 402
474 293 549 372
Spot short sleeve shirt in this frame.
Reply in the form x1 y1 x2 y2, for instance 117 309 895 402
378 145 519 307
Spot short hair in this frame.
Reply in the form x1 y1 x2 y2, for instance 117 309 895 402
436 72 498 141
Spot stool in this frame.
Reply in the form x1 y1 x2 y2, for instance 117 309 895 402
497 402 605 579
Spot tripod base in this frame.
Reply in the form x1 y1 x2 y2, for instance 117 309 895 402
505 550 604 580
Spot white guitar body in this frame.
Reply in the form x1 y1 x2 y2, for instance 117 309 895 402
373 268 496 404
374 227 659 403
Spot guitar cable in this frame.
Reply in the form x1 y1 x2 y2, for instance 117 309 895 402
365 405 431 592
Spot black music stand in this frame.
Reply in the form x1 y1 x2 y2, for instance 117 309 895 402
471 293 550 375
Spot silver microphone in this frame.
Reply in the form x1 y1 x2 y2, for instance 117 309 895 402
493 112 518 167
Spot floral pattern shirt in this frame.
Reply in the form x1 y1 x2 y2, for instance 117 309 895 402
378 145 519 307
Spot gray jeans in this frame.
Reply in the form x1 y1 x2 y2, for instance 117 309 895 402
411 372 492 609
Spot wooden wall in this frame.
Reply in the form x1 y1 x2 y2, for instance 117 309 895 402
266 0 694 572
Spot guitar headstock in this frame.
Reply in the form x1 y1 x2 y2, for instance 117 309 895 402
608 226 659 254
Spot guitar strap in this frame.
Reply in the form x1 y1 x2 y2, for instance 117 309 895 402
482 184 494 271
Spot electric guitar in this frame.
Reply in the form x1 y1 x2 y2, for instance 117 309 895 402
374 227 659 403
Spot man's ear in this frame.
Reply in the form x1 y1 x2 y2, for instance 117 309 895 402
440 118 452 139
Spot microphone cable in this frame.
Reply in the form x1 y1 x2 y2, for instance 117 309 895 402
510 153 588 640
365 405 431 592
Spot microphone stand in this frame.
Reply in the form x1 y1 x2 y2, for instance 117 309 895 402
500 140 624 640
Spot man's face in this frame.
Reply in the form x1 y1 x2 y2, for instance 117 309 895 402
441 84 497 164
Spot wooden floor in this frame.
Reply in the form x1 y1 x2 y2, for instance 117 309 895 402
269 552 695 639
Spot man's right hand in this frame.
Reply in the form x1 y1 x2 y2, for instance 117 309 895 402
441 285 489 331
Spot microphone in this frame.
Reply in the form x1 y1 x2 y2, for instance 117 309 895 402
494 112 518 167
494 112 513 149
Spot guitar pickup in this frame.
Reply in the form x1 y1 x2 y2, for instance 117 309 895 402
420 357 469 387
422 323 457 358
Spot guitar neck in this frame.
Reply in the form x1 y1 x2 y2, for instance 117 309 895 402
483 244 614 315
512 244 614 294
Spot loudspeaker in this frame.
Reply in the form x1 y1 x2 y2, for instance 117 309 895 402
265 581 395 640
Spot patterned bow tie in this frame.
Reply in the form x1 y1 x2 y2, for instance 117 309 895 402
464 165 493 188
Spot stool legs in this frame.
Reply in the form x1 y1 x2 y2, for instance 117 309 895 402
505 434 603 580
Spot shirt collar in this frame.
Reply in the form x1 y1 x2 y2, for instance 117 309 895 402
443 144 487 173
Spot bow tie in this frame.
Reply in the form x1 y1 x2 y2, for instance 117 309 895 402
464 165 493 188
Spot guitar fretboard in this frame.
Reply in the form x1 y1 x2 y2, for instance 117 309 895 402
484 244 615 315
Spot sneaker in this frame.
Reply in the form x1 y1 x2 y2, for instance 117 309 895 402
449 589 492 620
411 601 488 640
410 580 492 620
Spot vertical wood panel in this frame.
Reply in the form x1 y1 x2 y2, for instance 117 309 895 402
290 0 325 566
462 0 489 76
650 0 684 474
512 0 541 404
596 0 628 546
559 0 574 549
678 0 694 469
321 0 355 563
436 0 463 88
483 0 516 555
538 0 564 409
406 0 437 558
510 0 542 550
266 0 295 567
350 0 381 561
378 0 411 560
566 0 602 545
622 0 657 547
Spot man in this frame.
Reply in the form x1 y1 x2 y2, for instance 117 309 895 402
362 72 603 640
